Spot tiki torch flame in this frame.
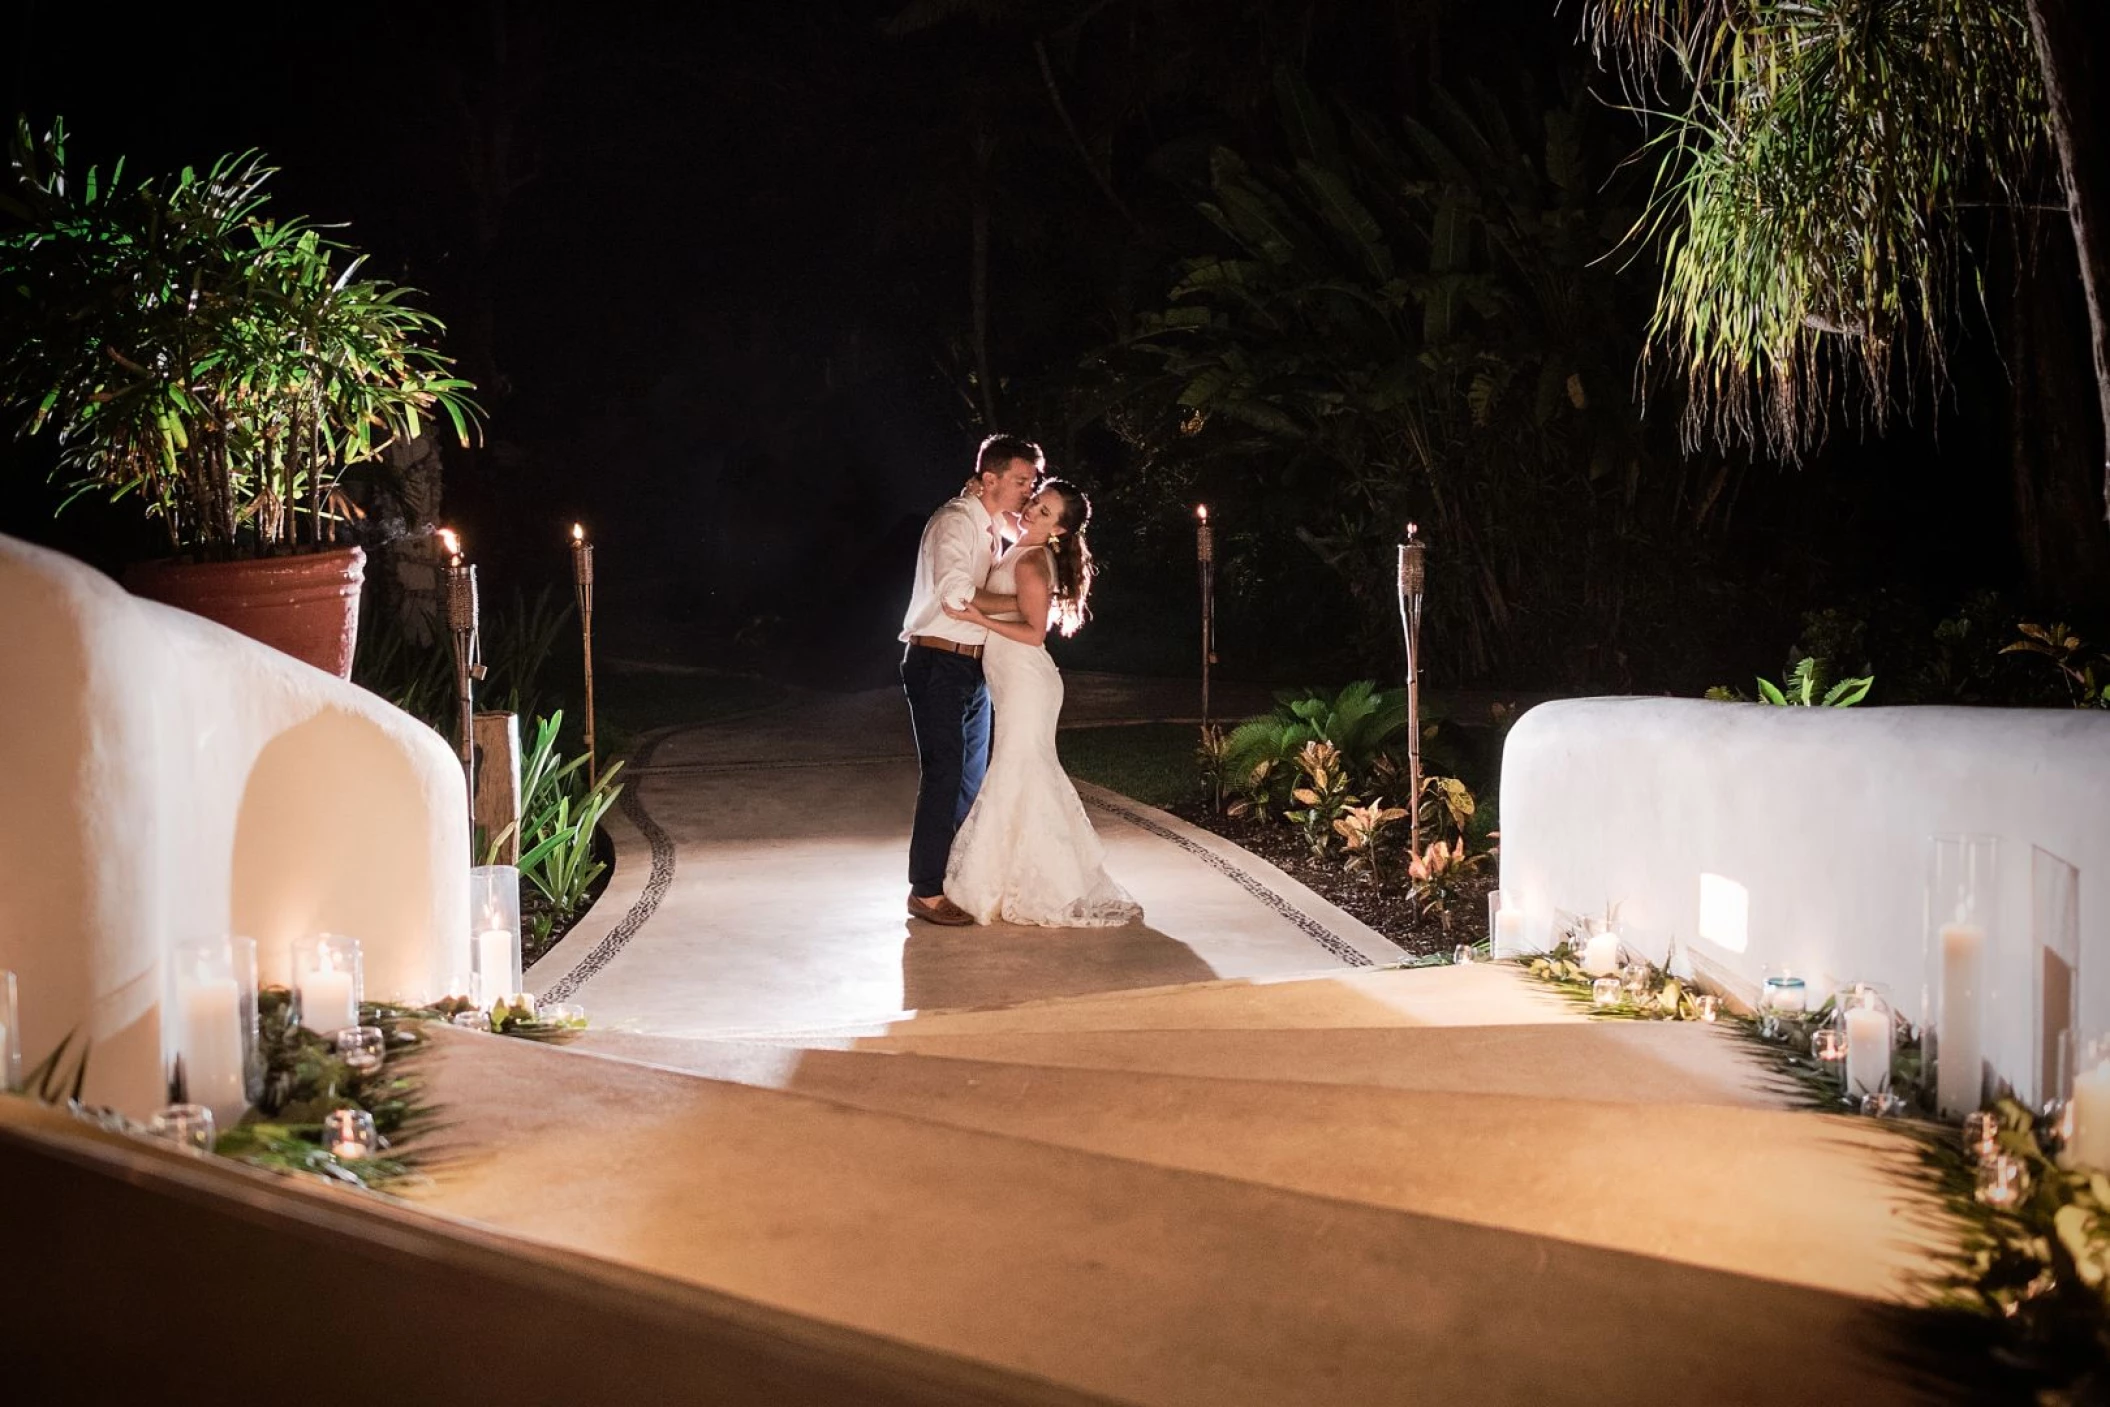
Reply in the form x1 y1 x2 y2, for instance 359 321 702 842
572 522 584 544
439 527 461 565
1197 504 1208 522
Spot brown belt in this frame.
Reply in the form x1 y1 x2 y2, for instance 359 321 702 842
910 634 984 660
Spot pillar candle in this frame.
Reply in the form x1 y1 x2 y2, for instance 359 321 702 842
1938 922 1986 1118
2067 1058 2110 1171
1581 932 1620 976
1494 910 1527 959
0 1015 11 1091
475 928 517 1005
1844 1004 1890 1095
181 977 247 1127
300 967 357 1036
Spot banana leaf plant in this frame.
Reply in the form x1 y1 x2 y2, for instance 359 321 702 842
0 116 479 558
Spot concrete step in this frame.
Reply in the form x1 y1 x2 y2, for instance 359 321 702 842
560 1032 1944 1299
580 1017 1791 1111
409 1025 1937 1406
749 961 1579 1040
835 1020 1793 1109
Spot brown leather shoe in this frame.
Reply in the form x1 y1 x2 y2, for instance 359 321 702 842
907 893 975 926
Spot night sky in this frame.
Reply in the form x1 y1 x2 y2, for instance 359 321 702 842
7 2 2103 692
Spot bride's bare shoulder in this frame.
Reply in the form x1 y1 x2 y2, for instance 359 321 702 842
1013 545 1054 578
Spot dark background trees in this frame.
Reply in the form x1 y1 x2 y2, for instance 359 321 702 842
5 0 2104 698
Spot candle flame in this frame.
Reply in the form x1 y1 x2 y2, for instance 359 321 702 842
438 527 461 561
572 522 584 543
1196 504 1208 522
1405 521 1418 539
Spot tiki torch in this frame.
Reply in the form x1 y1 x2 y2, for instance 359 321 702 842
570 522 597 787
441 527 483 824
1398 522 1427 855
1196 504 1216 728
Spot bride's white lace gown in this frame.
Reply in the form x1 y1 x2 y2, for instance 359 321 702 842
945 545 1143 928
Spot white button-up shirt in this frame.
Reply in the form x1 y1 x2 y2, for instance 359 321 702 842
899 493 1000 646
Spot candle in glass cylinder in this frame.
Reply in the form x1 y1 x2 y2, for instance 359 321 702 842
475 928 517 1006
1938 922 1987 1117
181 976 247 1124
1 967 16 1091
1844 1001 1891 1096
300 964 357 1036
2066 1056 2110 1171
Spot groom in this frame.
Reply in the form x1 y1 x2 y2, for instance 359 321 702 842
899 433 1041 925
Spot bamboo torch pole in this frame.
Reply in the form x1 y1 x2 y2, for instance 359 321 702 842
1398 522 1427 856
571 522 597 788
442 527 483 829
1196 504 1215 729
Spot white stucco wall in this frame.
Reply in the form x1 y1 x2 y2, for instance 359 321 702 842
1499 697 2110 1104
0 535 468 1116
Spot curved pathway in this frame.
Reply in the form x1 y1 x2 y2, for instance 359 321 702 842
527 676 1405 1035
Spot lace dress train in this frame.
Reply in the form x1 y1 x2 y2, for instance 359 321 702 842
944 551 1142 927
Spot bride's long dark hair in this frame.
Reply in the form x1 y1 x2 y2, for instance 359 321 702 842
1039 478 1096 638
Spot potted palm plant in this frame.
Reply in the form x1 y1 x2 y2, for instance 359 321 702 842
0 117 478 676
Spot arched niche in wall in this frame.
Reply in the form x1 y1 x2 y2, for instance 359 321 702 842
230 708 439 1003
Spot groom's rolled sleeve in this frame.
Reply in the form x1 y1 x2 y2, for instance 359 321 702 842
928 513 981 611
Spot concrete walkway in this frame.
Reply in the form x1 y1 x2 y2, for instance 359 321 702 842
526 679 1404 1034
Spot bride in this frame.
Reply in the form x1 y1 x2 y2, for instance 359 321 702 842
940 479 1142 928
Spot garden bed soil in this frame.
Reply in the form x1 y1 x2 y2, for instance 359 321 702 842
1167 802 1494 961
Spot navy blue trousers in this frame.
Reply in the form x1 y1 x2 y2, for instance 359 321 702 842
901 644 991 897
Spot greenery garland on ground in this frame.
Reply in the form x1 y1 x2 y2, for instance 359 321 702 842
12 986 586 1195
1513 942 2110 1397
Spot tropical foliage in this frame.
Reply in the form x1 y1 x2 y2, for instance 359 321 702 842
1104 65 1719 681
1202 678 1496 925
0 117 478 556
490 710 624 945
1581 0 2049 458
2004 622 2110 709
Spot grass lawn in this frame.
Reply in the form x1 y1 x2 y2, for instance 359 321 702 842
1057 722 1201 809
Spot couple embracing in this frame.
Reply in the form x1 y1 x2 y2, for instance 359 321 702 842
899 434 1142 930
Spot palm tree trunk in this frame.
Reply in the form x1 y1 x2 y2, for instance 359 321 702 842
2025 0 2110 520
969 129 999 431
1033 37 1133 228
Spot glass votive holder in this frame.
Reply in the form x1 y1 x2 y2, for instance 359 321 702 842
1962 1109 2003 1163
1762 973 1808 1014
147 1102 217 1153
1693 994 1720 1024
541 1001 585 1026
323 1107 377 1161
1859 1090 1909 1119
503 992 539 1019
450 1009 493 1032
1591 976 1622 1008
2044 1100 2075 1162
1811 1028 1848 1076
1452 944 1474 966
1975 1152 2027 1209
335 1025 386 1075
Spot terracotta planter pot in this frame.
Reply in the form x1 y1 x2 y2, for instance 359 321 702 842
126 546 367 679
